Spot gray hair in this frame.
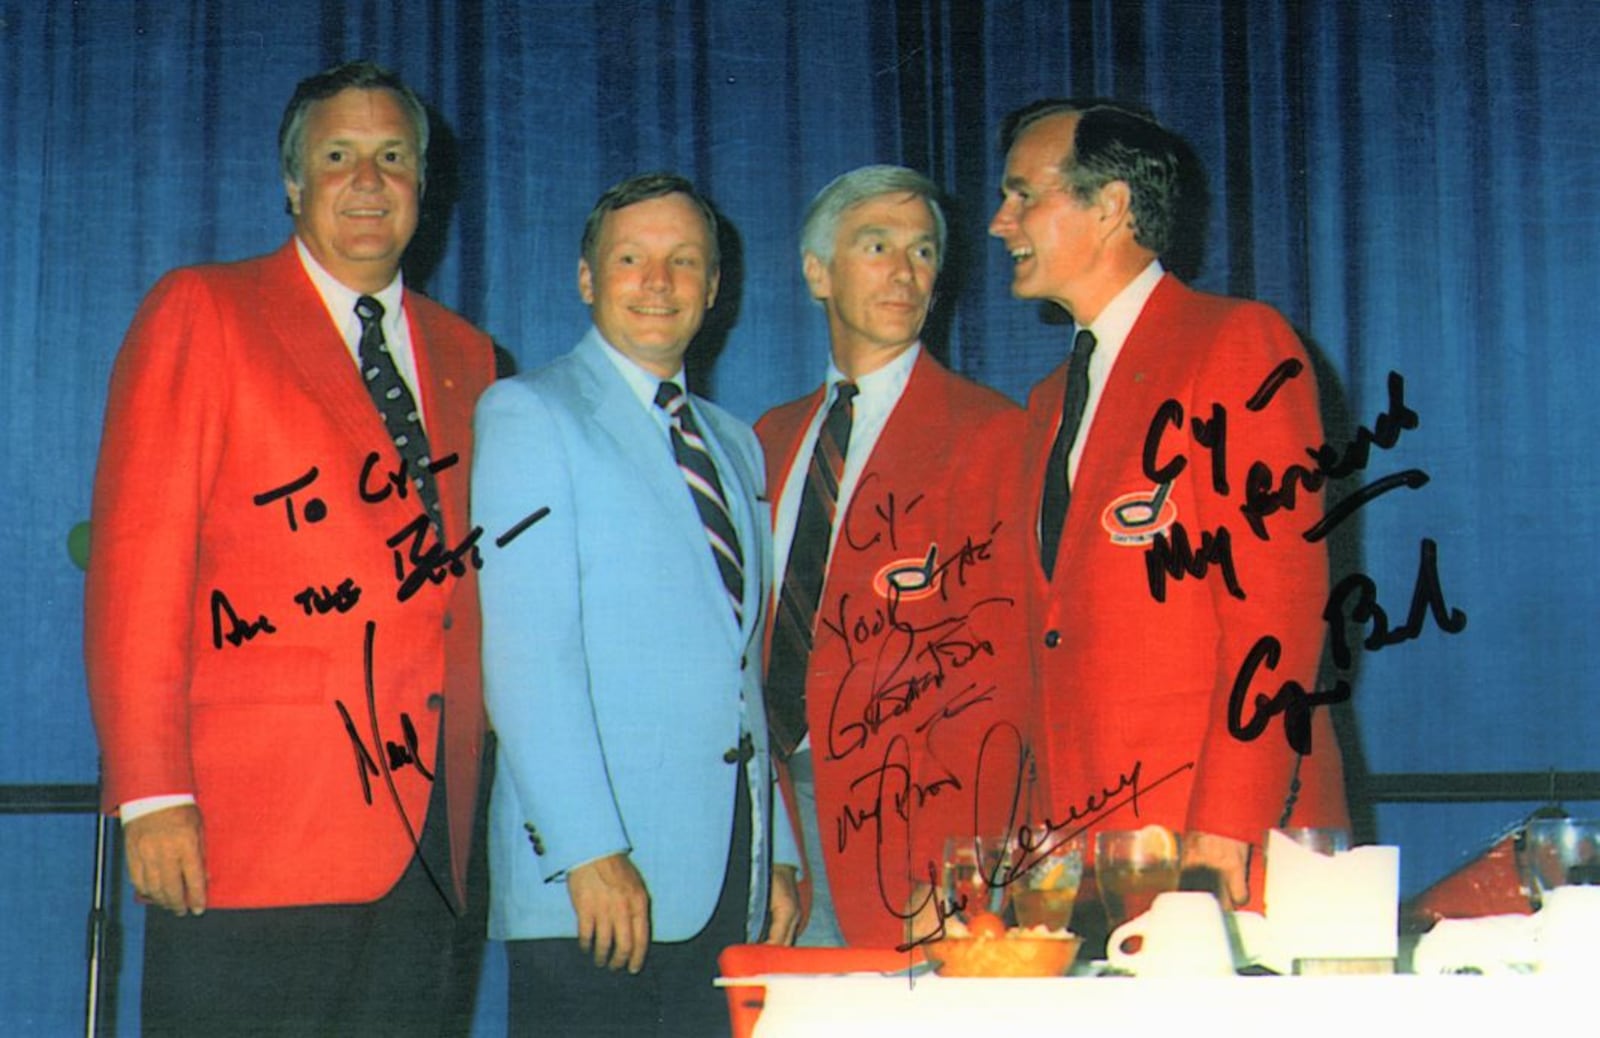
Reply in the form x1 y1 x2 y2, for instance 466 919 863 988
799 164 947 269
278 60 429 189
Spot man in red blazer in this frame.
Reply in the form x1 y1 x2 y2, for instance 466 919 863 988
759 165 1029 949
84 61 496 1035
988 101 1349 917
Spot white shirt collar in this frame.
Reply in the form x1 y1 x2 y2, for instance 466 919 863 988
592 326 687 417
1081 258 1164 357
1064 259 1164 486
294 236 405 352
824 341 920 428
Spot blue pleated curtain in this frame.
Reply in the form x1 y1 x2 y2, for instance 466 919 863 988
5 1 1597 1032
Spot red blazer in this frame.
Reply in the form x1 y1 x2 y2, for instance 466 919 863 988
1018 275 1349 885
758 350 1031 946
84 240 496 909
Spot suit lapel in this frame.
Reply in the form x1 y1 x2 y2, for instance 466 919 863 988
253 240 478 543
695 401 763 649
573 334 745 647
252 242 388 453
1055 275 1188 572
407 297 473 542
573 333 695 527
763 386 825 517
1026 362 1071 583
855 349 944 478
1071 275 1183 515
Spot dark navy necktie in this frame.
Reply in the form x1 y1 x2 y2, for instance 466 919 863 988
1039 327 1096 579
355 295 443 536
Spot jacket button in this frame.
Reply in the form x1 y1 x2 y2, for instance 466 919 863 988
442 611 454 631
1043 630 1061 648
724 733 754 764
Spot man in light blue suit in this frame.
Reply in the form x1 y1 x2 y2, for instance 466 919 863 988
473 173 800 1036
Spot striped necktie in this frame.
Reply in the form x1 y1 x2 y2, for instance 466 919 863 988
765 380 858 757
655 382 745 623
355 295 443 536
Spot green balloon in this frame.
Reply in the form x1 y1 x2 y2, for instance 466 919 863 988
67 520 91 571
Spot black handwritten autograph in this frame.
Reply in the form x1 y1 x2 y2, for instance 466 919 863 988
215 455 550 653
824 595 1012 763
1141 367 1425 599
386 515 484 603
820 517 1010 761
1242 368 1422 543
841 471 924 553
883 725 1196 951
1138 364 1467 754
209 589 275 648
332 620 450 906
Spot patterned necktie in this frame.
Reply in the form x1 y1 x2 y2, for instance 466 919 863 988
1038 327 1096 579
355 295 443 536
655 381 745 624
765 381 858 757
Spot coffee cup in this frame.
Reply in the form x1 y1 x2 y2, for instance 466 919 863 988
1537 884 1600 975
1107 891 1235 977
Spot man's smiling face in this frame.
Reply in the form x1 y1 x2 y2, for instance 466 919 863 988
286 87 421 293
579 192 721 378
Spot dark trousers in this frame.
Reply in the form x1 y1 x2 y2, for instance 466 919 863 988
143 737 493 1038
506 767 751 1038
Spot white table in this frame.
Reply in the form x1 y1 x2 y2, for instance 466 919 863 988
743 973 1583 1036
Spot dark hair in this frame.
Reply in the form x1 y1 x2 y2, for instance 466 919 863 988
1000 98 1182 257
278 60 429 187
579 172 721 272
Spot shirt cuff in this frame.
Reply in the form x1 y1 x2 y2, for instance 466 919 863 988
120 794 196 824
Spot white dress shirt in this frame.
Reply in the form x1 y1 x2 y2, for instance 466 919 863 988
772 342 920 576
771 342 920 755
1067 259 1165 486
594 329 688 443
296 236 426 427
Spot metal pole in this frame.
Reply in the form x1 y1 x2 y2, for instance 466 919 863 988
84 770 112 1038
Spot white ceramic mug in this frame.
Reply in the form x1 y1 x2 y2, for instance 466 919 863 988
1537 884 1600 975
1107 891 1235 977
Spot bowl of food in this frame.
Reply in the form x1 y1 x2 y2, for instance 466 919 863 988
928 912 1082 978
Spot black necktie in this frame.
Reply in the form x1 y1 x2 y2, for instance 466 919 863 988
355 295 443 536
655 382 746 624
1038 327 1097 579
765 381 859 757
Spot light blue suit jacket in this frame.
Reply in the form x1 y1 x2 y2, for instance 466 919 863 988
473 328 793 942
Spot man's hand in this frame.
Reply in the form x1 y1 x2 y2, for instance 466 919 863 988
1181 830 1252 908
567 853 651 973
125 804 208 916
764 864 801 946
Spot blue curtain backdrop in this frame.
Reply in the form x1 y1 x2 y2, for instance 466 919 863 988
4 0 1597 1032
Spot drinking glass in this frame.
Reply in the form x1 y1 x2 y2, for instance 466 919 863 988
941 835 1009 920
1520 817 1600 908
1008 827 1085 930
1277 826 1352 855
1095 826 1181 930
